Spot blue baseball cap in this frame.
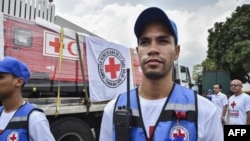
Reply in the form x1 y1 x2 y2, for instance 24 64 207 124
0 56 30 84
134 7 178 45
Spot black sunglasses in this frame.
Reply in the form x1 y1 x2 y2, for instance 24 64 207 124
230 84 240 87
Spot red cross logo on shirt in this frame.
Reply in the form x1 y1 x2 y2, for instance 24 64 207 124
105 57 120 79
231 101 236 109
8 131 19 141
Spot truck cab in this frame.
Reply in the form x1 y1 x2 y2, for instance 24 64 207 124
173 61 193 89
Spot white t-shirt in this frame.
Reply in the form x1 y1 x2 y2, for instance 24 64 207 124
228 93 250 125
140 95 167 137
0 104 55 141
211 92 228 117
99 94 224 141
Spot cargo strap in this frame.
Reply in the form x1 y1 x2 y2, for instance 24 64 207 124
55 27 64 116
75 33 91 114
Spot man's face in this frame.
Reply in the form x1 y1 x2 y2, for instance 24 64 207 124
136 22 179 80
213 85 220 94
0 73 18 99
230 80 242 94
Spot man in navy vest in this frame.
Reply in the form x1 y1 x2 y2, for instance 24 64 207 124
0 56 55 141
99 7 223 141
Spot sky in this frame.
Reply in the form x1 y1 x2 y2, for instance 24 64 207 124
52 0 250 74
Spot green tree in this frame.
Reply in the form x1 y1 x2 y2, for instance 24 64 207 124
206 4 250 83
201 58 216 72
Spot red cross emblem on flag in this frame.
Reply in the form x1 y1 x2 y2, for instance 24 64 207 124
98 48 127 88
8 131 19 141
105 57 121 79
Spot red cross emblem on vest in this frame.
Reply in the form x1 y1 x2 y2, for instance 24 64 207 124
8 131 19 141
170 125 189 140
173 128 186 138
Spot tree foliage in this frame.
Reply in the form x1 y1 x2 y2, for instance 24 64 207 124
205 4 250 83
201 58 216 71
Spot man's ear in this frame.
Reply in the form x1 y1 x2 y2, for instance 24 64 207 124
175 45 180 60
15 78 25 87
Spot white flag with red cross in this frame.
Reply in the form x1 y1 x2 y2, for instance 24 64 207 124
86 35 135 102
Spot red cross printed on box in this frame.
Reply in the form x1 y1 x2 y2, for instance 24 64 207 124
105 57 120 79
45 32 82 60
231 101 236 108
49 37 64 53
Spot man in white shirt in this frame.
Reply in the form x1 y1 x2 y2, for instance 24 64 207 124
211 84 228 125
228 79 250 125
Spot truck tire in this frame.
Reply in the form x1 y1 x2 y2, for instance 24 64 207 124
50 117 95 141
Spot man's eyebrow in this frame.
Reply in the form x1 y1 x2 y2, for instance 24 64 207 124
157 35 170 39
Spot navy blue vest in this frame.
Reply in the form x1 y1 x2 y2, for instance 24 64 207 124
0 102 42 141
113 84 198 141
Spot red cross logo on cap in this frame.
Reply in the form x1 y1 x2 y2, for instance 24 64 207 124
8 131 19 141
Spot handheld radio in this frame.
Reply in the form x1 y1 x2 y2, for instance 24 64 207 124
114 68 132 141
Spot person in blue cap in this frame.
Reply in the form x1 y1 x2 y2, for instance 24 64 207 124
99 7 223 141
206 89 213 101
0 56 55 141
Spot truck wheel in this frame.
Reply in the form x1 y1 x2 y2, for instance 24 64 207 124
50 117 95 141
